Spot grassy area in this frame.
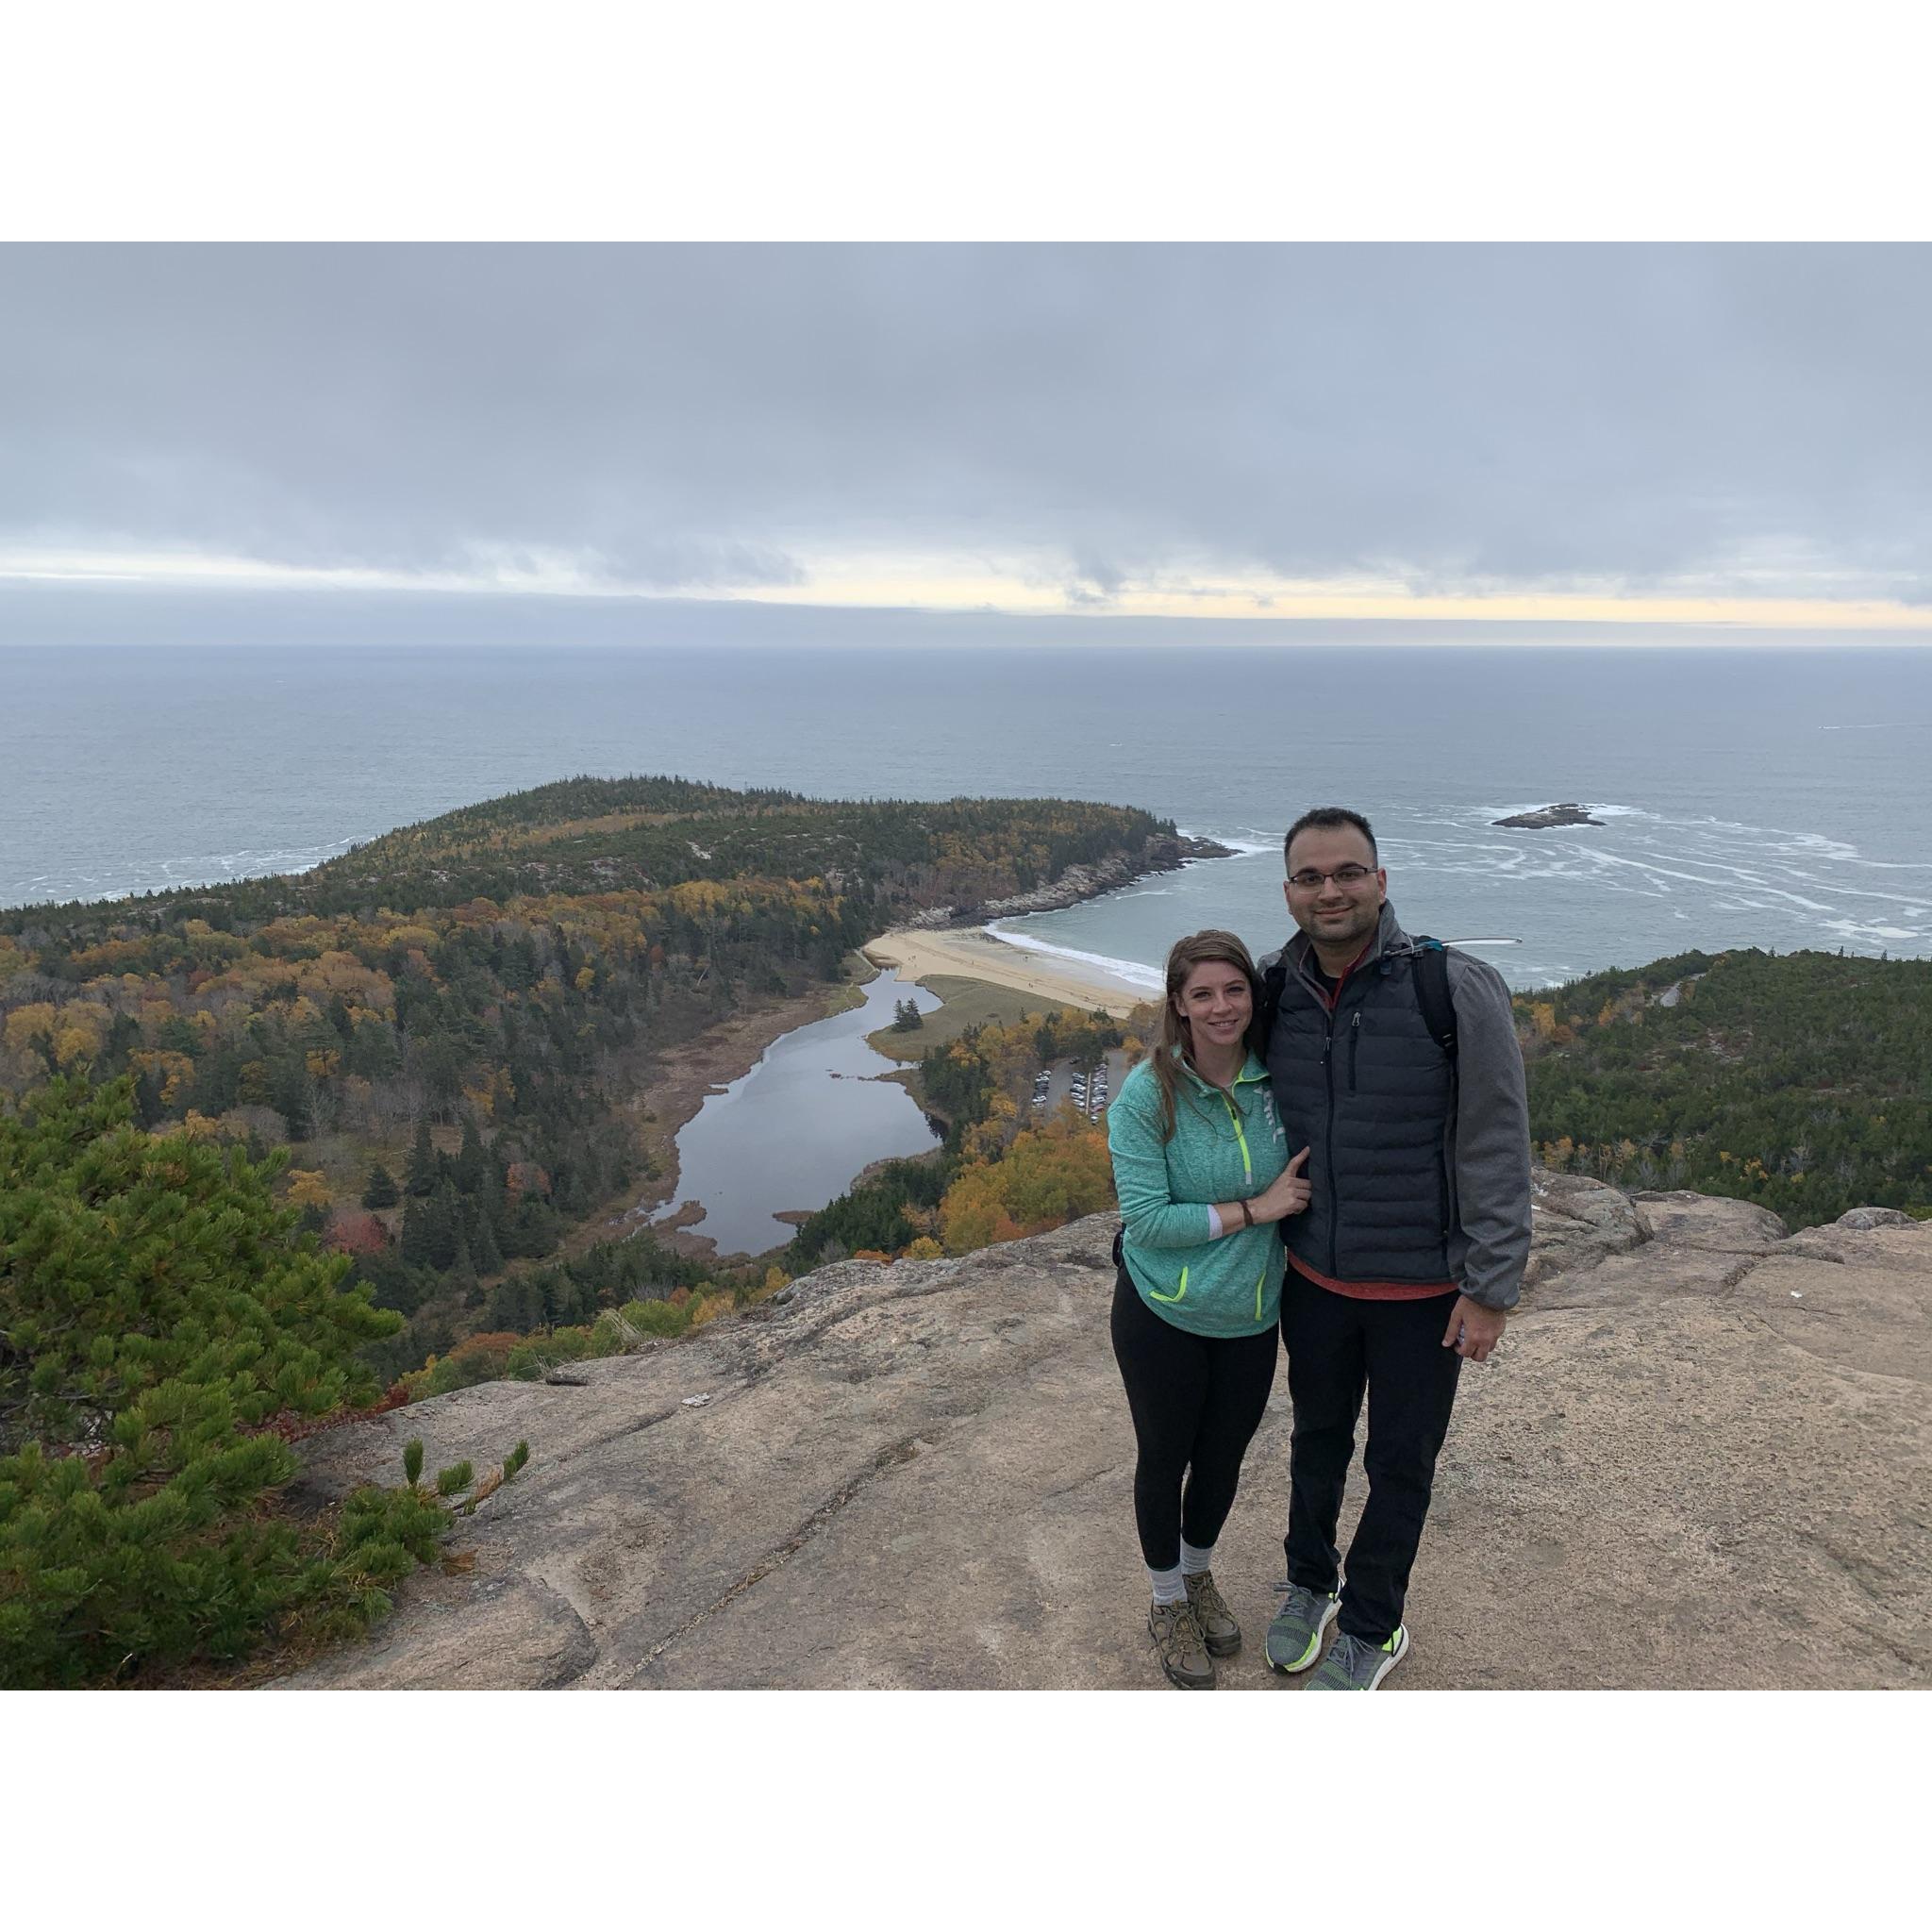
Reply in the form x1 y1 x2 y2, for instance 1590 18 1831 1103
866 973 1102 1061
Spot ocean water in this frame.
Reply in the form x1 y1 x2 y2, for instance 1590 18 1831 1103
3 641 1929 991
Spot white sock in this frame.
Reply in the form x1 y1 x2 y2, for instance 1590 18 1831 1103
1179 1538 1215 1577
1149 1563 1188 1605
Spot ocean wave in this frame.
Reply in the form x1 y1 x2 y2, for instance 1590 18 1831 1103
983 924 1165 991
155 839 364 879
2 835 372 908
1176 828 1279 857
1819 918 1926 943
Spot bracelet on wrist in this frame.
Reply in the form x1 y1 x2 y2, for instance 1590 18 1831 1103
1239 1198 1255 1229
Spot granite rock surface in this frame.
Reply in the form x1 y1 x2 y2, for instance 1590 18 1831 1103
280 1178 1931 1690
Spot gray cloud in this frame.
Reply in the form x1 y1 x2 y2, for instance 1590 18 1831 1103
2 243 1928 604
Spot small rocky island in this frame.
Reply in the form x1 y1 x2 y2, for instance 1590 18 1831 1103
1493 802 1606 829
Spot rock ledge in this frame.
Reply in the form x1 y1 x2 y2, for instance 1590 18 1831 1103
281 1181 1931 1690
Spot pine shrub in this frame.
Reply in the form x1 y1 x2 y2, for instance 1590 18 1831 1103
0 1075 406 1686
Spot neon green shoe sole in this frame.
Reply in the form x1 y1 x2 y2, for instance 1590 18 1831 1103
1265 1583 1340 1674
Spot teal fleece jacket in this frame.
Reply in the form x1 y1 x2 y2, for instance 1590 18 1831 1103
1107 1051 1291 1338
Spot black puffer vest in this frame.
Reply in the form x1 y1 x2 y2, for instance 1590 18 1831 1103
1264 908 1455 1285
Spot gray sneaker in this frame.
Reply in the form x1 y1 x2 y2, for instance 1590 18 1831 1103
1148 1599 1216 1690
1305 1624 1410 1690
1183 1570 1241 1657
1265 1581 1340 1674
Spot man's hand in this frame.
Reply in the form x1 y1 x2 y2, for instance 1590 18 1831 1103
1442 1294 1506 1365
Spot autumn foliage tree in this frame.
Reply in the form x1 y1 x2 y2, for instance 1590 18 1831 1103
940 1117 1115 1256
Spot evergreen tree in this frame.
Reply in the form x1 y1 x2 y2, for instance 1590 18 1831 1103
456 1115 486 1194
474 1208 505 1276
269 1055 313 1141
0 1074 402 1687
344 1018 400 1081
361 1160 400 1209
404 1116 437 1196
132 1062 166 1128
398 1191 438 1268
425 1179 462 1271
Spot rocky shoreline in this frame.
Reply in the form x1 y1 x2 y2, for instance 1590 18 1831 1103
892 831 1234 931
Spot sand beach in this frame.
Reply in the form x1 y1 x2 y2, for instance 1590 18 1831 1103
863 926 1152 1018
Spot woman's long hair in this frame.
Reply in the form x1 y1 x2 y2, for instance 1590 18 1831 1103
1146 928 1266 1142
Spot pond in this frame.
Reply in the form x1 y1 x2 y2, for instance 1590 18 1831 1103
648 969 942 1257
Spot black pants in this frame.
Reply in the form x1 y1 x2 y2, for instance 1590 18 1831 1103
1279 1274 1463 1643
1110 1268 1279 1573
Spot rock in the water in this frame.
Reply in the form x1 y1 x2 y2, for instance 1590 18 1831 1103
1492 803 1607 829
279 1191 1931 1691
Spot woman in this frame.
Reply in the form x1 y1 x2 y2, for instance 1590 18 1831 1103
1106 929 1309 1689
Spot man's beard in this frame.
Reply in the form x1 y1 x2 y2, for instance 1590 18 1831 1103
1300 902 1379 949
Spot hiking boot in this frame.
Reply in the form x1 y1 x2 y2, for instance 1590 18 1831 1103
1265 1581 1341 1674
1304 1624 1410 1690
1183 1570 1241 1657
1147 1599 1216 1690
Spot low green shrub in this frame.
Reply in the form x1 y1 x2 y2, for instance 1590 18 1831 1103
1 1075 406 1687
620 1296 694 1339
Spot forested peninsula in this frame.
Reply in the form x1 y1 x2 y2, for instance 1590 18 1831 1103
0 777 1189 1384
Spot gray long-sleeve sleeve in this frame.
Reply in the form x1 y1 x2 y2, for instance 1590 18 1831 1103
1447 955 1533 1309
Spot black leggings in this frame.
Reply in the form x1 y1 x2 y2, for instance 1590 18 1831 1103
1110 1268 1279 1572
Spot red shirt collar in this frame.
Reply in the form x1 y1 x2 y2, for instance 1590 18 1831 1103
1315 939 1374 1011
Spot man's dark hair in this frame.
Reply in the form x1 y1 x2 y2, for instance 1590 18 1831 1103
1284 807 1377 869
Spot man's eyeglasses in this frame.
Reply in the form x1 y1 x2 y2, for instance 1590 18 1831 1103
1286 863 1376 891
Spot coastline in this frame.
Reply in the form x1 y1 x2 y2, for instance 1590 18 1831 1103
861 828 1234 1018
595 838 1219 1258
863 926 1152 1018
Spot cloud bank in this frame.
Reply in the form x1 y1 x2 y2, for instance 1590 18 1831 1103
3 243 1929 617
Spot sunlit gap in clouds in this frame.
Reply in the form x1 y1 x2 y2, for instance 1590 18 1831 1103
5 545 1932 638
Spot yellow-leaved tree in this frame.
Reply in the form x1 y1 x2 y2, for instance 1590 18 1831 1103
941 1118 1115 1257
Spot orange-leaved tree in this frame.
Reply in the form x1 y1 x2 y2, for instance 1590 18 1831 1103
940 1117 1115 1256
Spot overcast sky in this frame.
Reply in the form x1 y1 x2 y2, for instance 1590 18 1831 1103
4 243 1929 641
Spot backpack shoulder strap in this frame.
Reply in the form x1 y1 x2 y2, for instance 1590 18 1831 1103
1407 936 1458 1059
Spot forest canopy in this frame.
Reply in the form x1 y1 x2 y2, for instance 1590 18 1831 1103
0 777 1181 1385
1513 947 1931 1226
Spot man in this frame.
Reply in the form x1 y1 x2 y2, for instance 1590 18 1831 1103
1259 806 1530 1690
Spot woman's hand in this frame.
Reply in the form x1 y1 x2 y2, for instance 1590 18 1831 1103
1252 1146 1310 1222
